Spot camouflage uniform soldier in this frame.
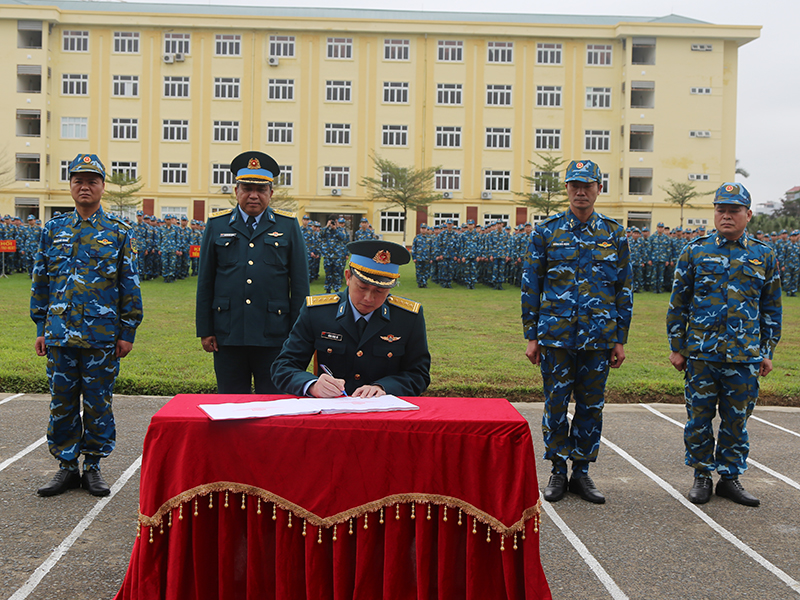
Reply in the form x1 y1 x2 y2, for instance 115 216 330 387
309 222 322 281
320 216 348 293
133 211 149 279
31 154 143 497
459 220 480 289
784 230 800 296
641 227 652 290
522 160 633 504
668 183 781 506
190 220 203 276
629 227 646 292
177 215 191 279
412 223 432 287
435 220 458 288
488 222 509 290
354 217 376 241
648 223 671 293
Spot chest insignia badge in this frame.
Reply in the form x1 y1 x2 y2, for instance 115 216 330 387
597 241 613 248
97 239 113 246
268 232 284 237
749 258 762 266
380 335 401 343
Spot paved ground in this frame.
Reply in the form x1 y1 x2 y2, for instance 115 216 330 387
1 393 799 600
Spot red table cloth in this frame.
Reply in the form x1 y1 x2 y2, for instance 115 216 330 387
115 395 551 600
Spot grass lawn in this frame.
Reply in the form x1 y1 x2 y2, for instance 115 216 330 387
2 266 799 404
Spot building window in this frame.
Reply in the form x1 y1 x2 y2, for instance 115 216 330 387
535 128 561 150
17 68 41 94
326 80 351 102
587 44 613 66
268 78 294 100
60 160 70 182
432 213 460 226
435 169 461 191
437 83 462 105
62 74 88 96
276 165 293 187
586 86 612 109
380 211 406 233
113 75 139 97
18 21 43 50
15 154 40 181
688 173 710 181
690 87 712 95
630 125 654 152
267 122 293 144
164 76 189 98
486 127 511 149
327 37 352 59
533 171 559 193
63 30 89 52
324 166 349 188
536 85 562 107
212 163 233 185
112 118 138 140
383 81 409 104
269 35 295 57
15 109 41 137
215 34 241 56
482 213 509 226
631 37 656 65
536 43 562 64
382 125 408 147
629 168 653 195
486 84 512 106
162 163 188 184
111 161 138 179
601 173 609 194
585 130 610 152
435 126 461 148
630 81 655 108
438 40 463 62
487 41 513 63
213 120 239 142
114 32 139 53
325 123 351 145
214 77 240 99
164 33 190 55
384 39 409 61
61 117 87 139
163 119 189 141
485 170 510 191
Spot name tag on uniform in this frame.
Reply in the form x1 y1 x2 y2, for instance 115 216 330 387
219 233 237 238
321 331 343 342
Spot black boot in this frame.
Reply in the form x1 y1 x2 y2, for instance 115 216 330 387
37 469 81 497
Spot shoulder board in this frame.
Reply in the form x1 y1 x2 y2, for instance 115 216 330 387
107 214 131 230
749 237 769 248
306 294 340 307
272 208 296 219
540 212 562 226
388 295 421 314
209 209 233 219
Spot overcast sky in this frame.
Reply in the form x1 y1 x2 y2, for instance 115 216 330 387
118 0 798 211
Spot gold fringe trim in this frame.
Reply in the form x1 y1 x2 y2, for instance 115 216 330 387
138 482 541 536
349 261 401 279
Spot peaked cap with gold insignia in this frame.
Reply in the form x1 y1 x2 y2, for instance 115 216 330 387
347 240 411 289
230 151 280 185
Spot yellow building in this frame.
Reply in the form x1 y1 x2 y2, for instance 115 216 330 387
0 1 759 239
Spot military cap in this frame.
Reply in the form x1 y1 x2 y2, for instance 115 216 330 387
781 229 787 234
337 217 345 223
642 226 649 232
632 226 640 232
757 230 763 235
360 217 369 222
303 214 310 219
420 224 427 229
230 151 280 185
564 160 602 184
657 222 665 227
27 215 35 221
467 219 475 225
181 215 188 221
347 240 411 289
524 222 531 227
713 183 751 208
136 210 143 216
68 154 106 180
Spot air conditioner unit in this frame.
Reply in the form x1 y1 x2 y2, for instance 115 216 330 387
163 54 174 63
442 191 452 199
267 56 279 67
174 53 185 62
481 191 492 200
220 184 232 194
331 188 341 196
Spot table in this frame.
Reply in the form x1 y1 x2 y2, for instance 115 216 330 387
115 395 551 600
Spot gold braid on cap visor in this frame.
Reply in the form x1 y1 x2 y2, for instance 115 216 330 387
235 174 274 182
349 260 400 280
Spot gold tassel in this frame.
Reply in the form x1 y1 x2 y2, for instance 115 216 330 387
500 535 505 551
148 527 153 544
272 503 277 521
349 518 353 535
486 525 491 543
534 514 539 533
302 520 307 537
443 506 448 522
224 490 229 508
363 513 368 529
317 526 323 544
241 493 246 510
522 525 526 540
178 503 183 521
426 504 431 520
136 521 141 538
411 503 416 520
513 532 518 551
193 498 198 517
333 524 338 542
472 517 477 535
395 504 400 520
379 507 384 524
257 498 262 515
288 512 293 528
168 510 172 528
159 521 164 535
209 493 213 509
458 508 462 526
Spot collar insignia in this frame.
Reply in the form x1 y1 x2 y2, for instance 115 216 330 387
248 158 261 170
380 334 401 343
373 250 391 264
268 232 284 237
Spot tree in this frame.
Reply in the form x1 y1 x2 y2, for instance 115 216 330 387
360 153 440 244
270 185 298 213
102 171 143 216
661 179 714 228
735 159 750 179
513 153 568 217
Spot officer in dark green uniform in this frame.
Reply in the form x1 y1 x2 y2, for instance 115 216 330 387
271 240 430 398
196 151 309 394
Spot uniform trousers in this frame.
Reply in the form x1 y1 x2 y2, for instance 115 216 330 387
46 346 119 470
213 345 282 394
540 347 610 476
684 359 759 478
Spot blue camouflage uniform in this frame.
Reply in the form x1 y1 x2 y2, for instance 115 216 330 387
411 226 432 287
458 223 480 289
435 223 458 287
320 222 348 293
648 225 671 293
784 232 800 296
160 216 180 282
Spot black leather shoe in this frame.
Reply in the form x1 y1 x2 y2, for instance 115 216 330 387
568 474 606 504
37 469 81 497
716 478 759 507
687 476 713 504
82 469 111 497
543 474 568 502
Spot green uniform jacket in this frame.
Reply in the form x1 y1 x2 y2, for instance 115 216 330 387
196 206 309 347
271 290 431 397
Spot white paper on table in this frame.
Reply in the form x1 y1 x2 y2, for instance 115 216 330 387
198 395 418 421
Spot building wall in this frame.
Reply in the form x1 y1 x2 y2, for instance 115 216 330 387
0 4 759 240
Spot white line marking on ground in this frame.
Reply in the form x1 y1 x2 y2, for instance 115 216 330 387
641 404 800 493
0 393 25 406
540 500 629 600
590 411 800 595
0 436 47 474
750 415 800 439
7 456 142 600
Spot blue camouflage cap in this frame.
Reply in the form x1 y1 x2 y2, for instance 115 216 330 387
657 222 665 227
303 214 310 219
564 160 602 184
360 217 369 222
68 154 106 179
713 182 751 208
467 219 475 225
642 226 649 232
27 214 35 221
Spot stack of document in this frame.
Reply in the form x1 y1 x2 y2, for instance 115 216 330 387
199 395 418 421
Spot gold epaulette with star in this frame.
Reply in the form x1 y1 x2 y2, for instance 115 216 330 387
388 295 421 314
209 208 233 219
306 294 340 307
272 208 296 219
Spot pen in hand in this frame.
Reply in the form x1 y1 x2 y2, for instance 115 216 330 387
319 364 348 396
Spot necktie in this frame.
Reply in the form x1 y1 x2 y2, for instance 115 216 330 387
357 317 367 337
246 215 256 233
